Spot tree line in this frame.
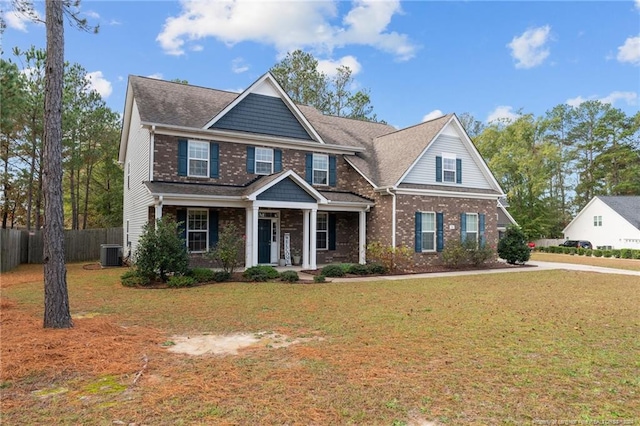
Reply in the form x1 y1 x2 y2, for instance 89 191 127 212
1 46 122 230
463 103 640 240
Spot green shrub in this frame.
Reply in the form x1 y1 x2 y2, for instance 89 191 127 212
593 249 603 257
497 226 530 265
167 275 196 288
367 263 388 275
568 248 577 255
280 270 299 283
189 268 215 283
441 240 468 268
633 250 640 260
212 271 232 282
120 269 150 287
577 248 585 256
347 263 369 275
469 243 494 266
366 241 414 272
602 250 612 258
135 216 189 282
243 265 279 282
538 246 546 253
205 224 244 274
611 249 621 259
313 274 326 283
321 264 345 277
620 249 633 259
585 249 593 257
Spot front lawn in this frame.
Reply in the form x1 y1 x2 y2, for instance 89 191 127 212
1 263 639 424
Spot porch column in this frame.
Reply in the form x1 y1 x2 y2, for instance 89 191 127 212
359 210 367 265
302 209 310 269
310 208 317 270
245 207 253 268
154 196 163 228
251 206 259 267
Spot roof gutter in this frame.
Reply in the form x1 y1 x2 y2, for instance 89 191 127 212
140 121 365 154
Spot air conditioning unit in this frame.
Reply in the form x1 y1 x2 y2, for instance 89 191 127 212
100 244 122 267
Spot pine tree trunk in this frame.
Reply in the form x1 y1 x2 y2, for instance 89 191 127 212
43 0 72 329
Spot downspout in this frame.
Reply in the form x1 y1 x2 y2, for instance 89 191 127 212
385 187 396 248
149 125 156 182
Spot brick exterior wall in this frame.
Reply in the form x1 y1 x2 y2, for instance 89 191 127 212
395 195 498 267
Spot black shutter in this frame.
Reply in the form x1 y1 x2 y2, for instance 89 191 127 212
435 156 442 182
456 159 462 184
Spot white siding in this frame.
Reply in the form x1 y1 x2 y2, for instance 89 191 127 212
402 130 492 189
122 99 154 258
564 198 640 249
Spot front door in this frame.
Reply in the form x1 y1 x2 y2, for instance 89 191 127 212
258 219 272 264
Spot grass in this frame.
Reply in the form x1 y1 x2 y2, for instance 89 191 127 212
1 262 639 424
531 252 640 271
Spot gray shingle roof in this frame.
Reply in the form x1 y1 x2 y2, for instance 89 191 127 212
598 196 640 230
128 76 461 189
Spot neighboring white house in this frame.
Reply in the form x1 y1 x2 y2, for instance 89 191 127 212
563 196 640 249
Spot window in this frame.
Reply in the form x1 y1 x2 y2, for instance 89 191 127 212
187 209 208 252
255 147 274 175
188 141 209 177
594 215 602 227
316 212 328 250
421 212 436 252
313 154 328 185
443 156 456 183
465 213 478 242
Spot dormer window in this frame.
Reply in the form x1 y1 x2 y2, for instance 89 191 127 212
435 154 462 184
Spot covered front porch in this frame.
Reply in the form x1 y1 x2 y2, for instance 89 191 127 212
145 170 373 269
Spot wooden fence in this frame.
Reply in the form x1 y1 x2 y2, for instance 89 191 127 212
0 228 123 272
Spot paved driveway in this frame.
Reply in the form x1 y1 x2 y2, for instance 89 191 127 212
329 260 640 282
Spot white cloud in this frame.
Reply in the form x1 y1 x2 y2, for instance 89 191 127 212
84 10 100 19
636 0 640 10
156 0 417 61
85 71 112 98
422 110 444 122
231 57 249 74
616 36 640 66
317 55 362 77
487 106 519 123
3 8 41 31
566 91 638 107
507 25 552 69
147 73 164 80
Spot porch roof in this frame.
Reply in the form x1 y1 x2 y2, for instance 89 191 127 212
144 180 373 207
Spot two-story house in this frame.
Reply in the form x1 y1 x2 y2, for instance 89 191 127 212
119 72 505 270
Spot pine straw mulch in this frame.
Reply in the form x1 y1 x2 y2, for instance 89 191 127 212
0 298 163 406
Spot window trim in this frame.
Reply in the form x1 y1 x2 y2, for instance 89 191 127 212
255 147 274 175
312 153 329 186
465 212 479 243
187 208 208 253
316 212 329 250
187 140 210 178
593 215 602 227
420 211 436 253
442 155 456 183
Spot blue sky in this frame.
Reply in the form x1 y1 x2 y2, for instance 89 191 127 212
3 1 639 129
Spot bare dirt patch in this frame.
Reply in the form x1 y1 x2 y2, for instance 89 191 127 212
165 331 324 356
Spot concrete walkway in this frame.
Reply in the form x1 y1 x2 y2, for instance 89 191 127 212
326 260 640 283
